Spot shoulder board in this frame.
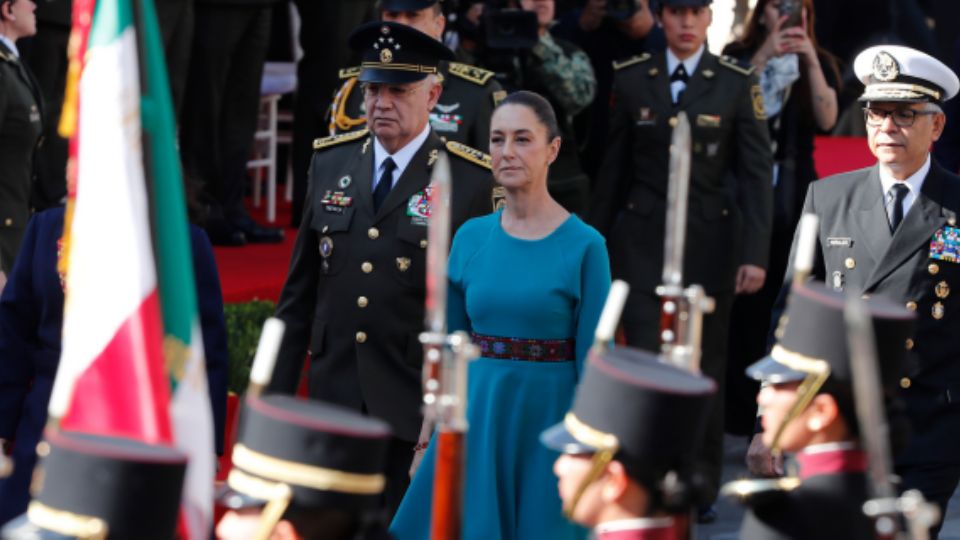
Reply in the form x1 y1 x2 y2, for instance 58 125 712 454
313 128 369 150
446 140 491 170
613 53 651 71
718 55 756 76
339 66 361 80
721 477 800 503
447 62 495 86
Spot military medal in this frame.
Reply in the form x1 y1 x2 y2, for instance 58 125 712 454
407 187 432 226
320 190 353 214
832 271 844 291
319 236 334 274
929 226 960 263
338 175 352 188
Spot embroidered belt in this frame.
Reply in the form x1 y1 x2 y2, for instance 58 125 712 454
470 333 574 362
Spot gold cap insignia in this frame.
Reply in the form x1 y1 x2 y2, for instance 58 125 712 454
873 51 900 82
380 48 393 64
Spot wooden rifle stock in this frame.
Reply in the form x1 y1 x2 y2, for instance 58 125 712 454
431 431 466 540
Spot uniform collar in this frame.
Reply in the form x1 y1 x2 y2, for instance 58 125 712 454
878 153 930 211
666 45 705 79
373 123 432 186
796 443 867 479
595 517 676 540
0 35 18 58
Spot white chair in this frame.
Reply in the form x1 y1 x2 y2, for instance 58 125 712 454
248 61 297 223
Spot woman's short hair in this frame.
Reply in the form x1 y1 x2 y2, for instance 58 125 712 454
494 90 561 141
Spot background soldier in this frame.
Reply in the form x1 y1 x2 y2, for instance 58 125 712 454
542 347 716 539
750 44 960 534
327 0 504 153
1 430 187 539
727 282 914 540
588 0 773 520
268 21 495 516
216 395 392 540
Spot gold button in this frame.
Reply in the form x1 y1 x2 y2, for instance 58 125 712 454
3 218 10 226
368 227 380 240
845 257 856 269
355 331 368 343
900 377 912 389
951 216 957 226
322 225 329 233
932 301 945 320
357 296 369 308
420 239 428 249
929 263 940 275
669 116 678 128
906 301 918 311
906 338 914 350
361 262 373 273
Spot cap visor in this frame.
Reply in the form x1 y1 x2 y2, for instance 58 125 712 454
746 355 807 384
540 423 597 455
215 483 267 510
358 68 429 85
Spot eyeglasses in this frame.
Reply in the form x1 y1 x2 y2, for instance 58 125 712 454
863 107 938 128
362 82 426 100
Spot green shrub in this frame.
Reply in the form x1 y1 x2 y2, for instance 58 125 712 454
224 300 277 395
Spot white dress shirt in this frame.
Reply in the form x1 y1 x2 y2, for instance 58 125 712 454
372 123 432 191
879 153 930 223
666 45 705 103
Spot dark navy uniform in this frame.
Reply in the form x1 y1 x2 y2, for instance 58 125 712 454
328 61 504 152
0 41 43 274
269 20 497 516
778 45 960 526
589 47 773 501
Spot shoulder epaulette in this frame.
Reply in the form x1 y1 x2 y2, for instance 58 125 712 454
338 66 362 80
313 128 369 150
613 53 651 71
721 477 800 503
447 62 495 86
718 55 756 76
446 140 491 170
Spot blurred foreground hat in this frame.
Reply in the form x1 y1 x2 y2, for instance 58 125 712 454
348 21 455 84
2 430 186 540
218 395 391 516
380 0 439 10
652 0 712 9
855 44 960 104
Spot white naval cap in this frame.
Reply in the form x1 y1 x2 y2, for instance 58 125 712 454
854 44 960 104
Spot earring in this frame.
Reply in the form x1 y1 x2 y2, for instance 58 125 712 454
808 418 822 431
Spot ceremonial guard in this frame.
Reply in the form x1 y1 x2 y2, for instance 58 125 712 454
327 0 504 152
726 282 914 539
268 21 496 515
216 394 393 540
541 346 716 539
1 430 187 539
757 45 960 531
588 0 773 518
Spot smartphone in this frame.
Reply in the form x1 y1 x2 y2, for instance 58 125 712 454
778 0 803 29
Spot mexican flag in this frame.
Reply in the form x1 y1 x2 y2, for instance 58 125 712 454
51 0 214 536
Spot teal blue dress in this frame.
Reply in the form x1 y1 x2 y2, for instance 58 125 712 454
390 210 611 540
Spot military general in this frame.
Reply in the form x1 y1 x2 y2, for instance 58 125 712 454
268 21 496 517
327 0 504 152
587 0 773 520
755 45 960 535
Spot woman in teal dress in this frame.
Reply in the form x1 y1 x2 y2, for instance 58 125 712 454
390 91 611 540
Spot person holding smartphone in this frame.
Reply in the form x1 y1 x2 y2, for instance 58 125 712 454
721 0 841 448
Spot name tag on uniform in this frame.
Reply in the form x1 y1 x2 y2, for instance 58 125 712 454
827 237 853 248
696 114 721 128
930 226 960 263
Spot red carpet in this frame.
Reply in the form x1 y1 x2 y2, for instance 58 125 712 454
214 137 875 304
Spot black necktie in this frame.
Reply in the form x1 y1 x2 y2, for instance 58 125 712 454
671 65 688 104
373 157 396 213
889 183 910 232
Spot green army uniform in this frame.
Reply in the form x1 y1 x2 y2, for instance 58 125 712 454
328 61 505 152
589 49 774 503
0 43 43 274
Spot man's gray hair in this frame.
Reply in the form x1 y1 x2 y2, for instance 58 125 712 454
923 102 944 115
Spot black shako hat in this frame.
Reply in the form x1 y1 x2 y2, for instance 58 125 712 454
380 0 440 10
5 430 187 540
541 347 715 476
219 395 391 514
348 21 455 84
748 282 914 390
